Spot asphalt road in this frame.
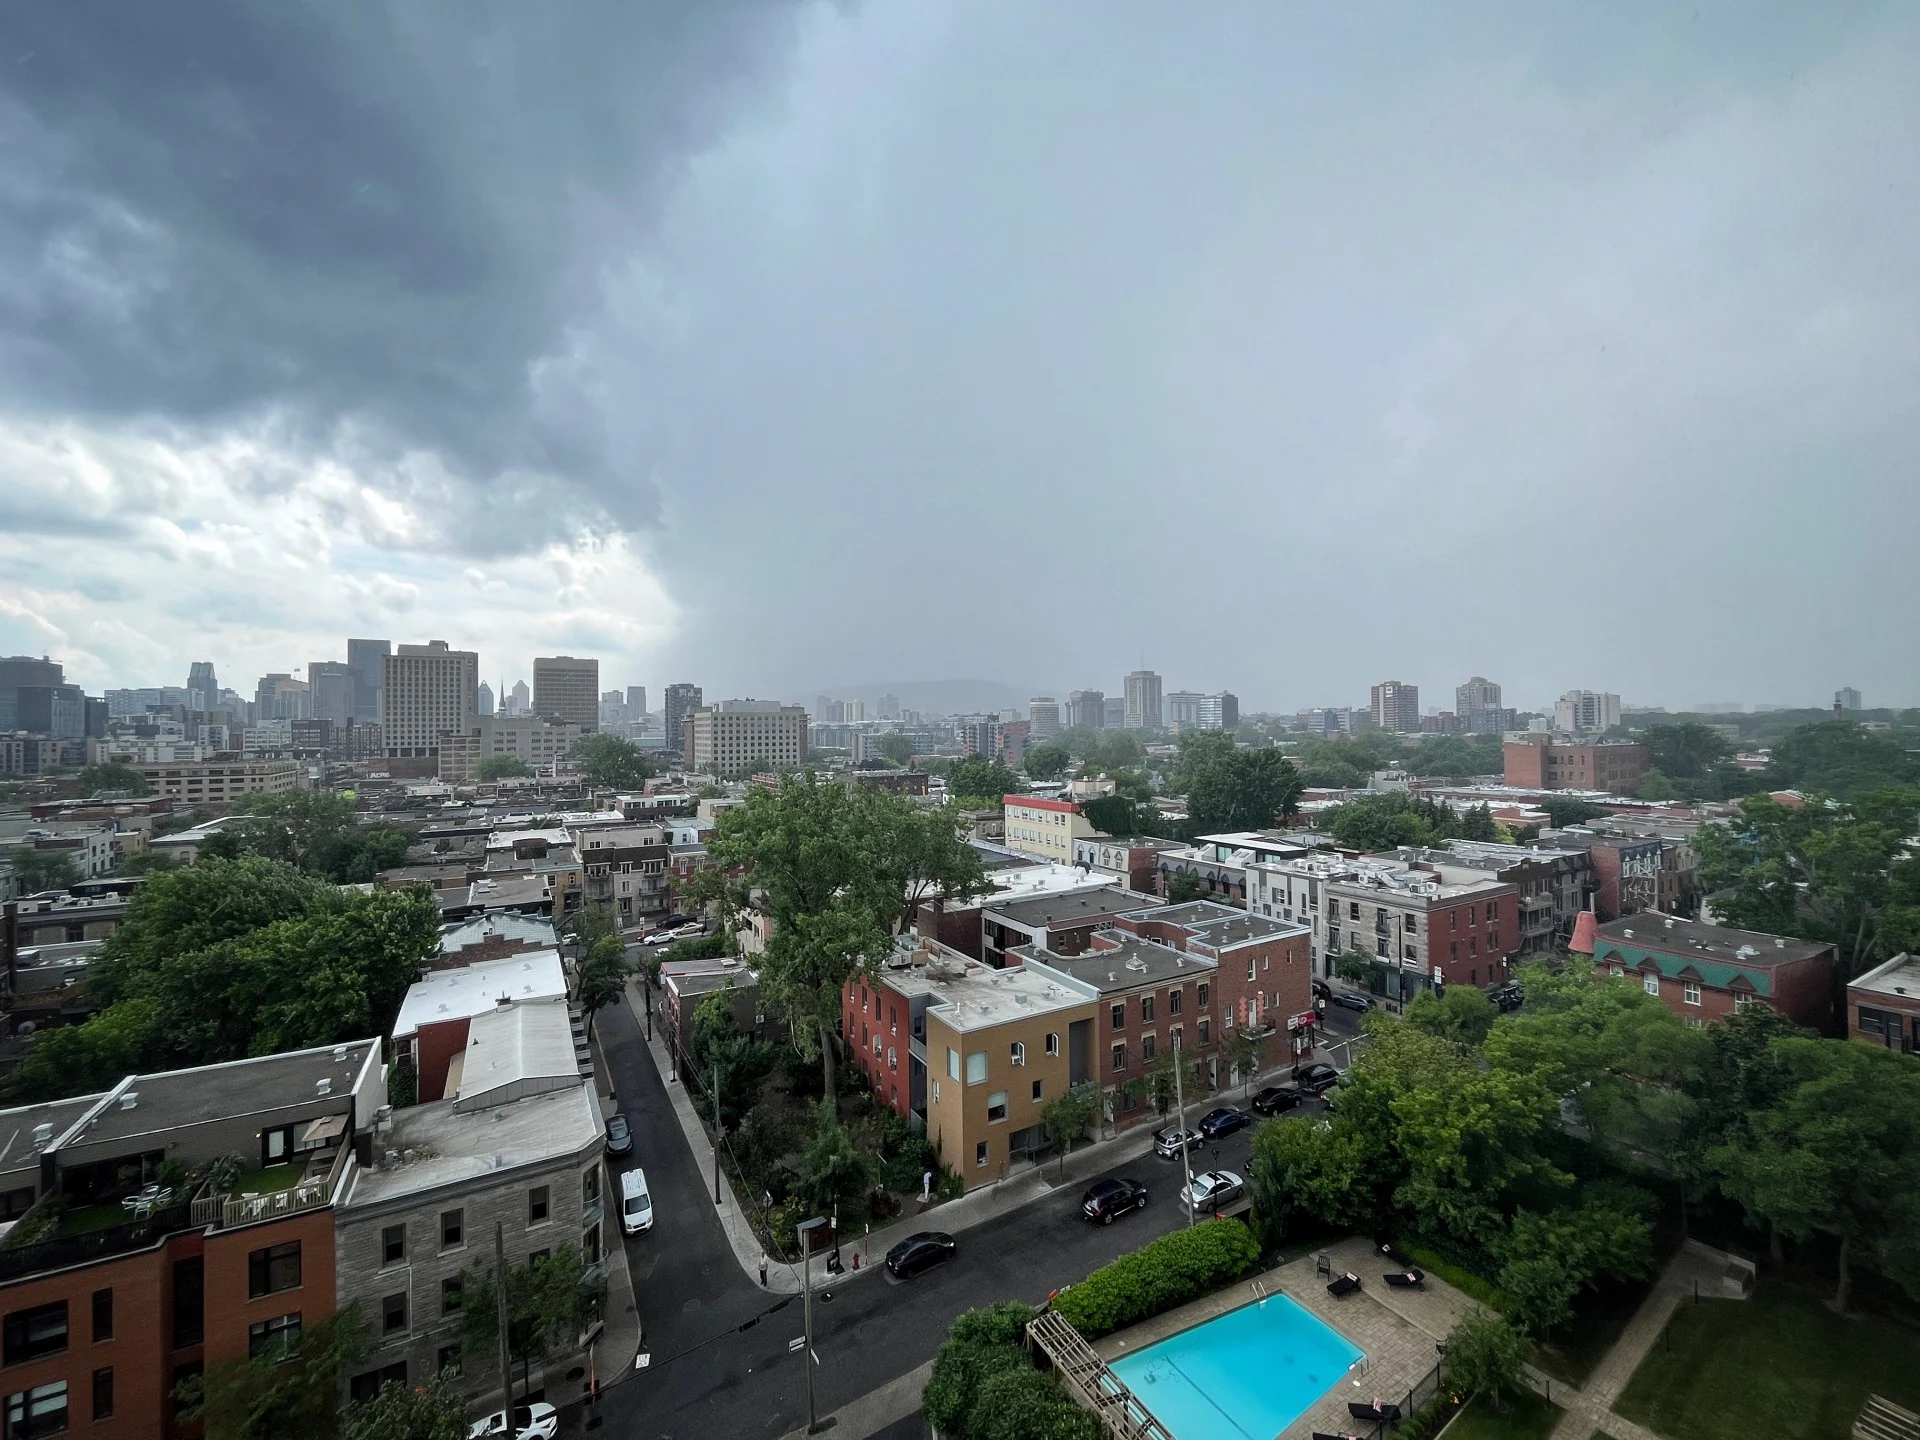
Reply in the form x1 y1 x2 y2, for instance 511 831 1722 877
588 988 1349 1440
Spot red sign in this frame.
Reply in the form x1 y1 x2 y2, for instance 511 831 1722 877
1286 1010 1317 1032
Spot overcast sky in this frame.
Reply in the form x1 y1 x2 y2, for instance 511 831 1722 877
3 1 1916 714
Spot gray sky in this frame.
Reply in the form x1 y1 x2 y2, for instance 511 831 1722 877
3 1 1916 713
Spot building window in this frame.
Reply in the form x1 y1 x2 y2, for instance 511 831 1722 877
441 1209 464 1249
1197 982 1209 1009
947 1048 960 1081
441 1278 464 1317
1198 1018 1210 1045
1045 1032 1060 1056
583 1167 600 1205
1405 914 1417 934
1010 1041 1026 1066
1734 992 1753 1012
1110 1002 1125 1029
1168 990 1183 1017
172 1258 203 1350
3 1302 68 1366
1032 1079 1045 1102
382 1224 407 1265
1643 972 1660 996
1141 1034 1157 1062
249 1312 302 1362
529 1186 550 1225
1111 1042 1126 1071
381 1293 408 1336
1349 902 1360 920
1610 965 1625 978
966 1052 987 1085
975 1141 988 1169
4 1381 67 1438
1683 981 1702 1007
91 1369 112 1422
90 1289 111 1344
249 1242 302 1298
436 1345 462 1377
1140 995 1155 1023
1684 1016 1703 1030
987 1091 1008 1123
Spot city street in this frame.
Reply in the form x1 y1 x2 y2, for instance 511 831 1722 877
587 989 1341 1439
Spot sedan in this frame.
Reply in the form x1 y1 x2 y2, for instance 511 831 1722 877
1152 1125 1202 1159
468 1403 559 1440
1197 1106 1252 1140
1329 991 1375 1013
885 1231 956 1279
605 1113 633 1156
1293 1063 1341 1095
1081 1178 1149 1225
1183 1170 1245 1213
1250 1085 1303 1116
1490 983 1525 1013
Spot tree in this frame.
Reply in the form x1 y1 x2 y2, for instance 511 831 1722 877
202 790 412 884
1637 768 1684 802
690 987 775 1128
179 1307 368 1440
1170 732 1304 832
875 733 918 765
1403 985 1498 1048
1081 795 1138 836
1539 796 1610 829
1164 868 1206 904
567 906 634 1033
73 762 150 796
570 732 652 790
946 756 1023 806
1707 1036 1920 1311
1324 792 1475 851
1248 1112 1396 1246
865 798 990 934
795 1103 877 1213
1766 721 1919 798
1041 1083 1100 1174
344 1372 470 1440
1145 1044 1204 1117
1494 1201 1654 1334
114 850 175 876
1332 947 1374 986
971 1367 1102 1440
1643 723 1733 781
476 754 533 780
1458 802 1499 843
1021 742 1071 780
459 1244 603 1402
8 847 79 894
1406 736 1504 781
1442 1314 1533 1413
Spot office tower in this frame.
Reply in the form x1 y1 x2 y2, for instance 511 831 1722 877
1298 707 1354 735
1552 690 1622 734
1166 691 1239 732
1454 676 1513 734
308 661 354 724
684 700 808 774
477 681 495 716
627 685 646 717
1028 698 1061 737
346 638 389 723
1123 670 1163 731
664 683 704 754
186 661 219 711
1103 696 1126 728
533 656 599 732
1836 687 1862 712
1369 680 1421 734
956 717 1001 758
0 656 67 732
1066 690 1105 730
383 641 479 760
508 679 530 715
877 693 900 721
842 699 865 723
255 673 312 721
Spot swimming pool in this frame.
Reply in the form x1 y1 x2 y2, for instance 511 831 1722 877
1108 1292 1364 1440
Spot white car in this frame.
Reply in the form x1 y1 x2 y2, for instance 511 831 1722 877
468 1403 558 1440
1183 1169 1245 1213
645 922 704 946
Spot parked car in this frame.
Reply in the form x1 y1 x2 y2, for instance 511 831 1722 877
605 1113 633 1155
1183 1170 1245 1213
620 1168 654 1235
1153 1124 1202 1159
1250 1085 1303 1116
1489 982 1524 1013
885 1231 957 1278
468 1404 559 1440
1080 1178 1149 1225
1197 1106 1252 1140
1292 1062 1341 1095
646 922 705 946
1329 991 1374 1013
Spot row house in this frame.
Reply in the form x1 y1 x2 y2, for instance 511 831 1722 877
570 822 672 927
1390 844 1579 957
1070 836 1183 894
1583 913 1833 1030
1531 831 1696 922
979 887 1159 969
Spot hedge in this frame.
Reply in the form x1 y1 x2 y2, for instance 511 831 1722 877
1051 1218 1262 1337
1400 1240 1510 1313
923 1304 1102 1440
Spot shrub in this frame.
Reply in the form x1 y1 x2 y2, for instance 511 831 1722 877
1401 1240 1510 1313
972 1366 1103 1440
949 1302 1033 1348
1051 1219 1261 1337
1443 1312 1534 1412
923 1339 1032 1438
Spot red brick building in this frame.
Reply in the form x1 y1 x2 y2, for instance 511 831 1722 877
1584 914 1834 1030
1848 952 1920 1053
1504 735 1650 793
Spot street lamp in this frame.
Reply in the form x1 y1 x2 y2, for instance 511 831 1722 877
796 1216 834 1434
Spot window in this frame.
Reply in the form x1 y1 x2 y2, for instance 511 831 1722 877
90 1289 111 1344
1111 1042 1126 1071
932 1080 940 1103
1140 995 1154 1023
1450 911 1458 931
381 1293 408 1335
4 1303 67 1365
172 1258 204 1350
249 1313 302 1361
1197 982 1209 1009
975 1141 988 1169
1009 1041 1026 1066
349 1363 407 1404
440 1278 464 1316
249 1242 301 1298
1405 914 1417 934
91 1369 112 1422
1170 1025 1182 1053
1683 981 1703 1007
382 1224 407 1265
1032 1079 1045 1102
1198 1018 1210 1045
528 1186 550 1225
1247 958 1255 981
436 1345 462 1377
1349 901 1360 920
1610 964 1625 978
947 1048 960 1081
4 1381 66 1438
440 1209 464 1249
1643 972 1660 996
583 1167 600 1205
1141 1034 1157 1062
1734 992 1753 1012
966 1052 987 1085
1404 945 1416 961
1045 1032 1060 1056
1168 990 1182 1017
986 1091 1008 1123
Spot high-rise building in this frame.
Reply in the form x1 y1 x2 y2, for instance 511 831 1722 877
1066 690 1105 730
1103 696 1126 728
308 660 354 723
0 656 68 732
1836 687 1862 712
956 717 1001 758
383 641 479 760
533 655 599 732
1165 691 1238 732
346 638 389 723
255 673 311 721
1552 690 1621 734
478 681 495 715
685 699 808 775
1454 676 1513 734
627 685 647 717
843 699 866 723
1123 670 1163 731
1298 707 1354 735
186 660 219 711
508 679 530 715
664 683 704 755
1370 680 1421 734
877 693 900 720
1028 697 1061 737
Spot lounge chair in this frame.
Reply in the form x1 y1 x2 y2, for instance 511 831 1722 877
1349 1399 1403 1423
1383 1268 1425 1288
1326 1272 1362 1297
1376 1241 1410 1266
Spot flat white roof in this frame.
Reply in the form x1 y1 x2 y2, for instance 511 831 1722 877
454 998 582 1112
392 951 567 1040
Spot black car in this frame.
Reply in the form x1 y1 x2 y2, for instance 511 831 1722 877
1197 1106 1252 1140
1250 1085 1303 1116
885 1231 956 1279
1329 991 1374 1013
605 1114 633 1156
1293 1062 1341 1095
1081 1178 1149 1225
1489 982 1524 1013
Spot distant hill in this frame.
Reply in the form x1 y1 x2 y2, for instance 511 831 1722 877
803 678 1051 717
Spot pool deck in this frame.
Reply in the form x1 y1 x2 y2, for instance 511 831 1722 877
1094 1235 1488 1439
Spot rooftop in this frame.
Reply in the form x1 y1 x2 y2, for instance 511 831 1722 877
439 911 559 956
1594 914 1830 968
392 951 568 1039
1852 952 1920 1001
880 940 1093 1028
1018 935 1217 995
0 1096 104 1187
339 1081 602 1210
984 886 1155 930
451 998 586 1112
1140 901 1309 950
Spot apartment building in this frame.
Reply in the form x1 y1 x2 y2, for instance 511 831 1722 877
131 757 301 806
980 887 1158 969
1583 914 1833 1031
572 823 671 926
1002 795 1102 866
436 716 587 783
1071 836 1184 894
0 1043 380 1439
661 685 703 757
1393 842 1592 955
383 643 479 762
1370 681 1421 734
683 701 807 775
1122 672 1162 731
1165 692 1238 732
1064 691 1105 730
532 657 599 732
1027 699 1061 738
1553 690 1622 734
1503 734 1650 794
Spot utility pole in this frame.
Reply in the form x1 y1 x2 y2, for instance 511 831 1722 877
493 1222 514 1412
713 1061 724 1207
1173 1032 1195 1227
797 1216 829 1434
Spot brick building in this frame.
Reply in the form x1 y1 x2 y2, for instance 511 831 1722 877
1848 952 1920 1053
1585 914 1834 1030
980 887 1158 969
1503 735 1650 794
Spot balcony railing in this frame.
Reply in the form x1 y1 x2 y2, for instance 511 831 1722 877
0 1202 196 1282
189 1144 350 1232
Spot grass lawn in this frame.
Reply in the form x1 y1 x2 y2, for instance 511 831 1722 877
1535 1278 1658 1385
1615 1278 1920 1440
1441 1389 1562 1439
52 1202 137 1238
233 1162 305 1196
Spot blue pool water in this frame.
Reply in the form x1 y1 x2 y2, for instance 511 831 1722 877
1108 1293 1364 1440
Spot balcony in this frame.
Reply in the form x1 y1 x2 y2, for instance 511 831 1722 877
0 1199 196 1282
189 1140 349 1231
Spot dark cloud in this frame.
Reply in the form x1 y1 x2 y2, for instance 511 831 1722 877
0 0 804 553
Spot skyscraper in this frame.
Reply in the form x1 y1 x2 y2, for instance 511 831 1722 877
346 638 389 723
1028 697 1061 737
508 679 530 715
187 661 219 711
626 685 647 717
1123 671 1163 731
477 681 495 716
1836 687 1862 712
1454 676 1511 734
663 683 704 755
1066 690 1105 730
1552 691 1621 734
383 641 479 760
308 661 354 724
533 656 599 731
1370 680 1421 733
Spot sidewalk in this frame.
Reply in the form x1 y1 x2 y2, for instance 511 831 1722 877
588 1025 647 1390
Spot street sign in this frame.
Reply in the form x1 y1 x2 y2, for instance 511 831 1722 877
1286 1010 1316 1031
789 1337 805 1353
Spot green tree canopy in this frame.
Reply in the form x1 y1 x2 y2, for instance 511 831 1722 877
200 789 412 883
875 733 919 765
1021 742 1071 780
1766 721 1920 798
1539 796 1611 828
344 1371 470 1440
73 761 151 796
1170 732 1304 833
795 1103 877 1212
179 1307 368 1440
1643 723 1733 780
1405 735 1505 780
1442 1314 1533 1412
476 754 533 780
570 732 652 789
946 755 1023 806
1324 792 1475 851
7 846 80 894
1402 985 1498 1048
458 1244 604 1401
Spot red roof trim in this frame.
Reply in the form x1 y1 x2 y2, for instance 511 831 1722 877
1004 795 1080 813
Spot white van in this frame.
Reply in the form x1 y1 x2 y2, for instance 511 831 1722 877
620 1168 654 1235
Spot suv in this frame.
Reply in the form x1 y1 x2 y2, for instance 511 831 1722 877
1328 991 1374 1013
1153 1124 1202 1159
1292 1062 1340 1095
1489 982 1524 1013
1080 1178 1149 1225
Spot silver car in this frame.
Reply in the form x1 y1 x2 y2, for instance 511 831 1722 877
1183 1169 1245 1213
1153 1124 1202 1159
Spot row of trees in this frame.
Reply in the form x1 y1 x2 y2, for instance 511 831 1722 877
1322 792 1508 851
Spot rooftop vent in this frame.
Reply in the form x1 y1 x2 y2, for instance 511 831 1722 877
118 1092 138 1110
333 1045 349 1062
316 1077 332 1095
31 1123 52 1148
1774 937 1786 949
